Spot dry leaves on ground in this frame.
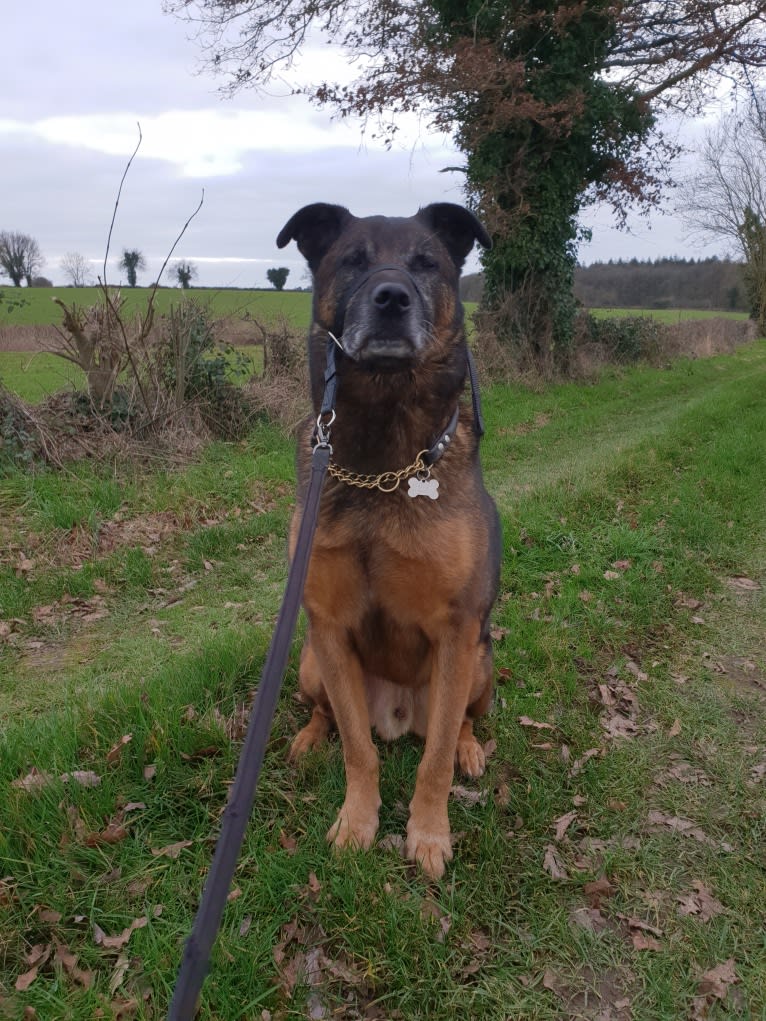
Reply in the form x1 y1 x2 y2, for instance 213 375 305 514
676 881 725 922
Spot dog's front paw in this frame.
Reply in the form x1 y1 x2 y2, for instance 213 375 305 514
456 734 486 779
327 801 379 852
405 820 453 880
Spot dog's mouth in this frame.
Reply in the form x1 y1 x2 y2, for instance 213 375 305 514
355 336 417 371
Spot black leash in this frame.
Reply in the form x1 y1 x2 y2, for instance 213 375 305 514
166 340 337 1021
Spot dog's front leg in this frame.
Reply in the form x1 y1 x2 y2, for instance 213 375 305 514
406 618 480 879
310 625 382 852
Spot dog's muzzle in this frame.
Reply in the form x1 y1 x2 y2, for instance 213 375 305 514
340 265 427 368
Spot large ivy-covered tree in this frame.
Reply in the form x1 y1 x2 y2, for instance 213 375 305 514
166 0 766 366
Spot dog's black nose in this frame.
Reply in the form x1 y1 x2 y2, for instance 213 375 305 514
372 281 411 315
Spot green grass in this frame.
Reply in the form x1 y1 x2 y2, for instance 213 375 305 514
590 307 748 322
0 351 86 401
0 348 263 404
0 286 314 328
1 342 765 1019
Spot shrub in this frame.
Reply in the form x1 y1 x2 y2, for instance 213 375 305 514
585 313 669 362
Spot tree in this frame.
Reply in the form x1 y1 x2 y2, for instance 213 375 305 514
119 249 147 288
169 260 198 288
60 251 94 287
0 231 44 287
266 266 290 291
166 0 766 365
679 101 766 331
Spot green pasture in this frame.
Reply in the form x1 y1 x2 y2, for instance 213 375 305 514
590 307 748 322
1 340 765 1018
0 286 313 329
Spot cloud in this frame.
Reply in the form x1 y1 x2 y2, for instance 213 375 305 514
0 104 402 178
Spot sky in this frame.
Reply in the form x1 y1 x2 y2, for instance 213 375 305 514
1 0 726 291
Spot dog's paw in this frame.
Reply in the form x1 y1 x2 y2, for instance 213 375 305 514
405 821 453 880
456 734 486 779
327 802 379 852
288 714 329 762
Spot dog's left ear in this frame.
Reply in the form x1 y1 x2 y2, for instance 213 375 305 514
416 204 492 269
277 203 353 273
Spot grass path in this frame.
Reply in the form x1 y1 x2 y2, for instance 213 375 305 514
1 343 764 1019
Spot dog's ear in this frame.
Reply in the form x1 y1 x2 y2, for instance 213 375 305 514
276 203 353 272
416 204 492 269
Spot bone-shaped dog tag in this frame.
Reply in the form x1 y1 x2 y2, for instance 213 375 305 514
407 476 439 500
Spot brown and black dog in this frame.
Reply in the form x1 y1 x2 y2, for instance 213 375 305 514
276 202 500 879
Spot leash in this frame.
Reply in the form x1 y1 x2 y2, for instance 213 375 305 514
166 339 337 1021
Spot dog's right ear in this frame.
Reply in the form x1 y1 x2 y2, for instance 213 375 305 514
276 203 353 273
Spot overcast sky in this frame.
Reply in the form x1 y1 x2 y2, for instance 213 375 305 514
1 0 725 290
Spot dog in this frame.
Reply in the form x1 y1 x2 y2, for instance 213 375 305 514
276 202 501 879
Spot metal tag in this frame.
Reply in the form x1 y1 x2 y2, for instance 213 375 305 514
407 476 439 500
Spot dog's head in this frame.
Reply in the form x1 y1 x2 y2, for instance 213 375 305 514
277 203 490 372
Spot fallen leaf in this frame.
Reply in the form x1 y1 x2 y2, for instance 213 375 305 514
95 915 148 951
624 660 648 682
668 718 682 737
543 844 567 880
86 821 129 847
570 906 609 933
25 944 51 967
603 570 621 580
151 839 192 858
676 881 725 922
15 965 41 992
482 738 497 760
109 952 130 996
632 932 662 951
11 768 54 792
569 748 600 776
620 915 663 937
227 887 243 902
37 908 62 923
725 576 761 592
647 811 733 851
420 898 452 943
53 942 94 987
450 784 488 807
239 915 252 937
61 770 101 788
583 877 616 907
612 560 632 571
279 830 298 854
698 958 738 999
518 716 555 731
143 764 157 780
106 734 132 765
553 810 578 842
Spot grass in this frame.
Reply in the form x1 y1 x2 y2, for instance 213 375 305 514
0 351 86 401
590 307 748 323
0 287 315 329
0 342 765 1019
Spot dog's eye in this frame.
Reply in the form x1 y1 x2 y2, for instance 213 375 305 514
409 253 438 272
343 250 368 270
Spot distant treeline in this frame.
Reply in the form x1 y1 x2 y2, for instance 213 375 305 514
575 257 748 311
461 258 749 311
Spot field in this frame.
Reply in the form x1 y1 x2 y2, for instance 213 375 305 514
1 332 764 1019
591 308 748 323
0 287 313 329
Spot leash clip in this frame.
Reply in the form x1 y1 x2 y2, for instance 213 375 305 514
314 409 335 451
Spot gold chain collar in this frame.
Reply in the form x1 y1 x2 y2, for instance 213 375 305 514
328 450 430 493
